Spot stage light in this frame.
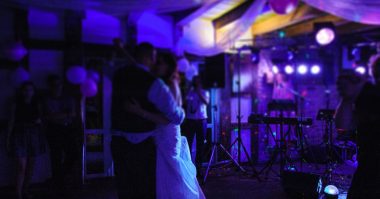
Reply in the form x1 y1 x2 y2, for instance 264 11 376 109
272 65 279 74
310 65 321 75
316 28 335 45
297 64 308 75
314 22 335 46
251 53 259 63
287 51 294 61
355 66 366 75
323 185 339 199
284 65 294 74
250 48 260 64
278 30 286 38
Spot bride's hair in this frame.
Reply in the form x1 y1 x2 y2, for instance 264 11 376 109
158 52 178 85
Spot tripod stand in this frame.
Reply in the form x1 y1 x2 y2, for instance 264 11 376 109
317 109 343 184
226 47 260 180
203 88 247 184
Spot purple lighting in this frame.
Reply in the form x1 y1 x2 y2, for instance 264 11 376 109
297 64 308 75
66 66 87 84
316 28 335 45
310 65 321 75
355 66 366 75
284 65 294 74
287 51 294 60
272 65 279 74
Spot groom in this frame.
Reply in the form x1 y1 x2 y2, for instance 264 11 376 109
111 42 185 199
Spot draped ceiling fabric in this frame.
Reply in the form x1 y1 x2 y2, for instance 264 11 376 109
1 0 216 15
177 0 267 56
303 0 380 25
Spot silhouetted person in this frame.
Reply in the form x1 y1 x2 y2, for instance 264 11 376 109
43 75 79 190
335 55 380 198
6 81 46 199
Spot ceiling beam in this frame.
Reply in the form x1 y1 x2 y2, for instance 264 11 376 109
212 0 253 29
282 14 344 37
251 3 324 36
169 6 201 24
176 1 220 26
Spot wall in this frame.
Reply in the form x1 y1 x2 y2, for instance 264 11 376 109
0 5 128 187
82 10 122 45
135 11 174 49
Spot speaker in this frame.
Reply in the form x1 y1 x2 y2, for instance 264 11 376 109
282 171 322 199
200 53 227 88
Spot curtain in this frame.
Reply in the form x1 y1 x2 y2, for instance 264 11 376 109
303 0 380 25
177 0 267 56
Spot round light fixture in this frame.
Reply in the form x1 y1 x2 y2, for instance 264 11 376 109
355 66 366 75
311 65 321 75
297 64 308 75
284 65 294 74
272 65 279 74
316 28 335 45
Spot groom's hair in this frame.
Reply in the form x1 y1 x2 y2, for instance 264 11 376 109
135 42 155 63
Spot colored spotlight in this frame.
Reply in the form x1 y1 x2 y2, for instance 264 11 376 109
316 28 335 45
297 64 308 75
324 185 339 199
355 66 366 75
287 51 294 61
284 65 294 74
311 65 321 75
272 65 279 74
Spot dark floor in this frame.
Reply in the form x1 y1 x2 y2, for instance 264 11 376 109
0 162 354 199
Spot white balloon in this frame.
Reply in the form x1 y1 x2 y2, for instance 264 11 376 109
177 58 190 73
66 66 87 84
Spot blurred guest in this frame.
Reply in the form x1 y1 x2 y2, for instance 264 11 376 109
6 81 46 199
43 75 79 189
272 73 294 100
335 55 380 198
182 76 210 175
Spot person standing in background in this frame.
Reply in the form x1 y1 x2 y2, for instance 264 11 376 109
335 55 380 198
43 75 79 191
182 75 210 176
6 81 46 199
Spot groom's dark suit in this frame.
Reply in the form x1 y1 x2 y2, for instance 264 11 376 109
111 64 184 199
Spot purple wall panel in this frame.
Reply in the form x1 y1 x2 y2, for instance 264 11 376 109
28 8 64 40
137 12 173 49
82 10 121 44
29 49 63 89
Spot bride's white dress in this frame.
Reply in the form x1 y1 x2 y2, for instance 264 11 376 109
155 123 206 199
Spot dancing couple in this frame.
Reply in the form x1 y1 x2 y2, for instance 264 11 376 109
111 42 205 199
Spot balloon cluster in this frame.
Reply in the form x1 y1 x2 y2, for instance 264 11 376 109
269 0 298 15
66 66 100 97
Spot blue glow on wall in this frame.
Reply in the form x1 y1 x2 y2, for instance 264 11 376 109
137 12 173 49
28 8 64 40
82 10 121 44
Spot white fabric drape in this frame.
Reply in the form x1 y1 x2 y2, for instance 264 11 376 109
303 0 380 25
177 0 267 56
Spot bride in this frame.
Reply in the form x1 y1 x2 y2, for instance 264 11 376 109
125 52 205 199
